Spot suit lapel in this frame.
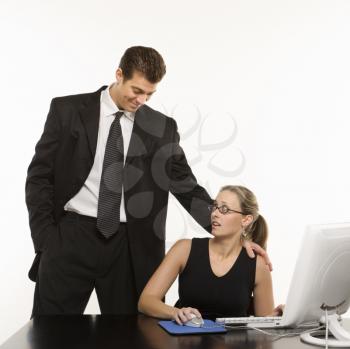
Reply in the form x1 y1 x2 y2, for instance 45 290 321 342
78 86 107 158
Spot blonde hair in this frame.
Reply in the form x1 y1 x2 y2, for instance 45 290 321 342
220 185 268 248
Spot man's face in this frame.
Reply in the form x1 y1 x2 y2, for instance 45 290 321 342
111 69 158 112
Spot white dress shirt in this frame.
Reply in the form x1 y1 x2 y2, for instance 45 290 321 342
64 85 135 221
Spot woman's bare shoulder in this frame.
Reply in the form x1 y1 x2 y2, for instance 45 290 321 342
168 239 192 255
173 238 192 248
166 239 192 269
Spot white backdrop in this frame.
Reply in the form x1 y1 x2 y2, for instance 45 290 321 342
1 0 350 344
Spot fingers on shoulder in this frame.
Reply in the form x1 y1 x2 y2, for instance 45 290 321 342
250 242 266 255
256 255 271 274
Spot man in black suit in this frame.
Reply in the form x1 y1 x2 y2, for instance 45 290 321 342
26 46 215 316
26 46 268 316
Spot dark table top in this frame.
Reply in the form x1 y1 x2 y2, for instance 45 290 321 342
1 315 348 349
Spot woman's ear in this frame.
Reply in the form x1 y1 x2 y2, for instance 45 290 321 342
242 214 254 228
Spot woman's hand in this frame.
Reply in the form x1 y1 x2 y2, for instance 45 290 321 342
172 307 202 325
271 304 285 316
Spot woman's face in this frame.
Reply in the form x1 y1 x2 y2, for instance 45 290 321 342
210 190 250 238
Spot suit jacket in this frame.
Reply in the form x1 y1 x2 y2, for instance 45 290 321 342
25 86 212 295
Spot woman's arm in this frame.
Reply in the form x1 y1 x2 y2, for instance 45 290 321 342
138 239 202 324
253 255 275 316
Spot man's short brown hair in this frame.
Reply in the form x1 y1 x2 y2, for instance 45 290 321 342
119 46 166 83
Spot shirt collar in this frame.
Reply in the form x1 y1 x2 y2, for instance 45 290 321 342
100 85 135 122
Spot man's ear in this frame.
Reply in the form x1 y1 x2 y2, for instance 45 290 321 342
116 68 123 84
242 214 254 228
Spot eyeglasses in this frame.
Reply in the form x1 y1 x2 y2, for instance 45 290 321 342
208 204 244 215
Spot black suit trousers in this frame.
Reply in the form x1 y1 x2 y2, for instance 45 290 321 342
31 212 138 316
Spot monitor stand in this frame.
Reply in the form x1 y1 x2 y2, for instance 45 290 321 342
300 314 350 347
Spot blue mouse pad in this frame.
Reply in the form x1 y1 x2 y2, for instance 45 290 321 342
158 319 227 335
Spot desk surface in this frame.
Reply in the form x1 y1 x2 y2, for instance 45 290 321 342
1 315 348 349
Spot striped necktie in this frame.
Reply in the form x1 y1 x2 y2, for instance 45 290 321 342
97 111 124 238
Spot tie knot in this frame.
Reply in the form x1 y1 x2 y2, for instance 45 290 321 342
115 111 124 120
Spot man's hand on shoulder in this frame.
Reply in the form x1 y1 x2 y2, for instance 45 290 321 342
242 240 273 271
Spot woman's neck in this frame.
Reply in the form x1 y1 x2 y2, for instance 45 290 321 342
209 234 242 260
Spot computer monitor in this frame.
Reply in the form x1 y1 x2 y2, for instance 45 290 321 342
281 222 350 346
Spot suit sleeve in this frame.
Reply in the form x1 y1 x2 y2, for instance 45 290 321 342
25 98 60 253
168 119 212 233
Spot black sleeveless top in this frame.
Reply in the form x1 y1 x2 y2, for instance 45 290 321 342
176 238 256 319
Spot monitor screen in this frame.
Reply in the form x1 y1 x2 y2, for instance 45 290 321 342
282 222 350 327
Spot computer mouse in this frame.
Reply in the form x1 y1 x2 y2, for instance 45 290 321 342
184 316 204 328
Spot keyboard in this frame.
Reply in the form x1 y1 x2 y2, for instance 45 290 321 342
215 316 283 328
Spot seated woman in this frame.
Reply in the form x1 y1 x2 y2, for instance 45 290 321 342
138 185 281 325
